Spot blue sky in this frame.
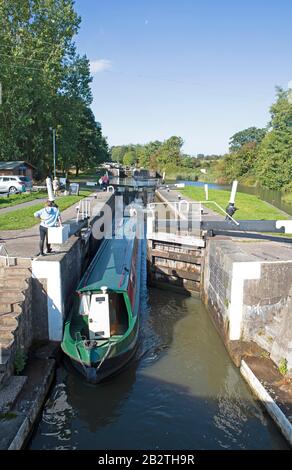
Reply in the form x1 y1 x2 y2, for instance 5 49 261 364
74 0 292 155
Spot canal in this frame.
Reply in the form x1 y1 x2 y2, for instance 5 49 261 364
29 243 288 450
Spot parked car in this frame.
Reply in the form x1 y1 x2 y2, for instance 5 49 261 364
0 175 33 194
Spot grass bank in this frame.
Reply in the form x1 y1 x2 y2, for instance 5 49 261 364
180 186 289 220
0 191 48 209
0 191 92 230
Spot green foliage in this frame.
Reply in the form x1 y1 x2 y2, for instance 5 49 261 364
112 136 186 173
111 146 127 163
111 137 218 179
219 142 259 182
256 90 292 190
229 127 266 152
123 151 136 166
210 88 292 192
279 358 288 376
0 0 109 177
0 412 17 421
14 349 27 375
0 191 47 209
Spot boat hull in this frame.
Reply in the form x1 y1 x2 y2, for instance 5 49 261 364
61 216 143 384
67 340 139 384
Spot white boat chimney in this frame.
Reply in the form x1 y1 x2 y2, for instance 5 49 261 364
101 286 108 294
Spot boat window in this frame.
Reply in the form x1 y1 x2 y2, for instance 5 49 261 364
78 294 90 316
109 293 129 335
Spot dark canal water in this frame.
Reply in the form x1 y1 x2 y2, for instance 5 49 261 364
178 180 292 216
29 246 288 450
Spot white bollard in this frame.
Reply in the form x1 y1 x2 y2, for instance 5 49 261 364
46 177 54 201
147 211 154 236
204 183 208 201
229 180 238 204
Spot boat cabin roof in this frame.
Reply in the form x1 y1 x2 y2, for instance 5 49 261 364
77 218 137 294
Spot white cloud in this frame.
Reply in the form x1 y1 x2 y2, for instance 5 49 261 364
90 59 112 75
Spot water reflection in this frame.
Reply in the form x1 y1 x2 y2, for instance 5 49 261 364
65 364 137 431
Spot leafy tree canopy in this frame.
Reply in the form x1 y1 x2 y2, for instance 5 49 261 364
0 0 109 177
229 127 267 152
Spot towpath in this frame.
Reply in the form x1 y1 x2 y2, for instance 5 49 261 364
0 192 106 258
0 197 48 214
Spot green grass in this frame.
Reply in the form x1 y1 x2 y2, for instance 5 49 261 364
278 358 288 376
69 170 100 181
0 189 93 210
0 191 48 209
0 412 17 421
180 186 289 220
77 190 94 197
0 192 93 230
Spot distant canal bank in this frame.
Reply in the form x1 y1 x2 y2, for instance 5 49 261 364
29 248 288 450
177 180 292 217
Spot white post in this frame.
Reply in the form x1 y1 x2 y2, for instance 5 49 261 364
229 180 238 204
162 171 166 181
53 129 56 179
147 210 154 237
204 183 208 201
46 177 54 201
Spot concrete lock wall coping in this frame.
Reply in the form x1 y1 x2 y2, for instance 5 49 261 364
240 359 292 446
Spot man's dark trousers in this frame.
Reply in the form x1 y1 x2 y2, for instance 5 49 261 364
39 225 51 255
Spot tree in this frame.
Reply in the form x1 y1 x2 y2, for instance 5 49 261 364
139 141 162 168
111 146 126 163
123 151 136 166
221 142 258 182
0 0 80 166
0 0 109 177
256 88 292 190
155 136 184 168
229 127 266 152
109 137 185 171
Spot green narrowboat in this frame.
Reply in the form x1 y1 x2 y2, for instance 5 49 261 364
61 215 142 383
